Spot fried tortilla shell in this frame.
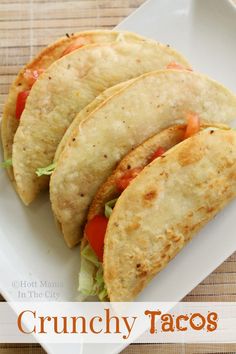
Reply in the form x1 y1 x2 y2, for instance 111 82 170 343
80 125 188 259
1 30 148 180
87 123 228 219
88 125 187 219
50 70 236 247
12 39 190 205
54 80 134 161
104 129 236 301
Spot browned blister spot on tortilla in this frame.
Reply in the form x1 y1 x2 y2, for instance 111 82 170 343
143 189 157 201
106 269 115 283
224 158 235 169
142 187 159 208
177 140 205 166
160 171 169 178
136 263 148 278
228 170 236 180
153 261 162 270
138 270 148 277
163 243 172 253
125 222 140 233
161 253 168 260
207 207 215 213
166 229 185 244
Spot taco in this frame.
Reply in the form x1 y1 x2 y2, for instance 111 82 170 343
78 127 236 301
50 70 236 248
11 36 190 205
104 128 236 301
78 123 201 300
1 30 148 180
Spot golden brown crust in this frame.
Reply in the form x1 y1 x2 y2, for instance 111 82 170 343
50 68 236 247
1 30 148 180
103 129 236 301
80 126 188 253
82 123 228 253
13 37 190 206
89 124 230 220
88 125 186 219
81 125 187 256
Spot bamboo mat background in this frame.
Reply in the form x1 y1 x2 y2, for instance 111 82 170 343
0 0 236 353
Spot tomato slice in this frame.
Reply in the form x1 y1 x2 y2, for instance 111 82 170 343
85 215 108 262
149 146 165 162
167 62 192 71
116 167 143 192
23 68 45 87
15 91 30 120
62 36 91 56
184 112 200 139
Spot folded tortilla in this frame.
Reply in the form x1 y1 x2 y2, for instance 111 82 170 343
104 128 236 301
1 30 148 180
78 123 229 301
54 80 134 161
78 124 189 300
50 70 236 248
88 125 187 218
87 124 227 219
12 36 189 205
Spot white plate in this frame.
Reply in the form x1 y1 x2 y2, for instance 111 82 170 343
1 1 236 354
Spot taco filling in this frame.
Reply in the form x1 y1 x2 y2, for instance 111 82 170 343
78 122 233 301
78 114 212 300
15 39 91 121
78 143 167 300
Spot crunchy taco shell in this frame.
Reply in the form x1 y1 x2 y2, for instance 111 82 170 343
1 30 148 180
104 129 236 301
87 123 228 219
12 38 189 204
50 70 236 247
54 80 134 161
88 125 187 219
80 125 188 282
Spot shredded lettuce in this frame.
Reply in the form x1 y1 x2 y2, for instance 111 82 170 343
78 244 107 301
78 256 97 297
98 286 108 301
104 198 118 218
78 197 119 301
35 162 56 177
96 266 108 301
95 265 104 288
81 243 100 267
0 159 12 168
